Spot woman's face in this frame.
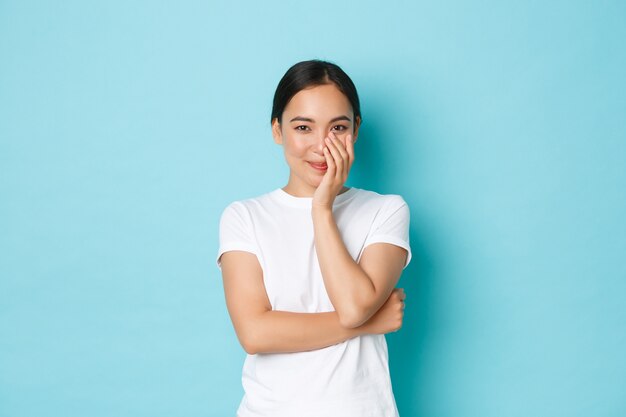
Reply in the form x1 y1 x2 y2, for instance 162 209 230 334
272 83 361 196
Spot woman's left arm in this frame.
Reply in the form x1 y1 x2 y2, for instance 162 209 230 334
312 132 408 329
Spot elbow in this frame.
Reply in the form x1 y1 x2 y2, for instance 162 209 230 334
242 340 258 355
238 328 262 355
337 280 379 328
236 312 270 355
338 307 367 329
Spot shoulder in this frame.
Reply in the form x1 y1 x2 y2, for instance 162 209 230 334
351 187 409 210
220 193 270 224
220 190 275 216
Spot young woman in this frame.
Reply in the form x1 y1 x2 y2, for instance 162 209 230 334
216 59 412 417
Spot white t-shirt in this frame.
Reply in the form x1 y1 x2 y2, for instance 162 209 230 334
216 186 412 417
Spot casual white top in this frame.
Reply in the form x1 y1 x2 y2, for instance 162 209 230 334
216 186 412 417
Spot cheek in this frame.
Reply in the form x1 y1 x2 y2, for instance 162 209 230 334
283 137 308 158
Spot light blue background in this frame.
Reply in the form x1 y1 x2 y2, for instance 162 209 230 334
1 1 625 416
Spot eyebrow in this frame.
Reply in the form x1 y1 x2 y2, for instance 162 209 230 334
289 115 352 123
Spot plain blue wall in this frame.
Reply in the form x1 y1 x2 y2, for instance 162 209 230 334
1 1 624 416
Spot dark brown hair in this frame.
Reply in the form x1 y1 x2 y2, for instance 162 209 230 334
271 59 361 129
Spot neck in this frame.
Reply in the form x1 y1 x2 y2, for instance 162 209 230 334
282 175 349 197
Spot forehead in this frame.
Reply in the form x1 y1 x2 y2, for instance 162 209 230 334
284 84 353 118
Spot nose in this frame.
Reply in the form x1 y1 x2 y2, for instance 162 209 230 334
312 130 327 154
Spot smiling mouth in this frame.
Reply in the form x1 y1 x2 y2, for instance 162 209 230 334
309 162 328 170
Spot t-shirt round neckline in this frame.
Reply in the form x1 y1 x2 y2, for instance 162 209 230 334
270 186 359 208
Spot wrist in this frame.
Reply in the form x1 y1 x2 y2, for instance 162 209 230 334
311 205 333 219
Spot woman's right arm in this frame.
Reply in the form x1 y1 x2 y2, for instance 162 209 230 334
219 250 405 355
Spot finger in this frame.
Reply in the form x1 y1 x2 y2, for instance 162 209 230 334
330 132 350 175
331 136 350 174
323 146 336 177
346 133 355 170
324 137 344 178
325 135 344 166
330 131 349 161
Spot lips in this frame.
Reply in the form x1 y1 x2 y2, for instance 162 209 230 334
309 161 328 171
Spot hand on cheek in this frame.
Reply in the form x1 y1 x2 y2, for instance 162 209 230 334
312 131 354 210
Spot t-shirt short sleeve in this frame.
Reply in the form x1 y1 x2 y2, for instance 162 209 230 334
362 195 412 269
216 201 260 270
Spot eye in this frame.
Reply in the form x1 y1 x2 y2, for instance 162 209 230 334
295 125 310 131
333 125 348 131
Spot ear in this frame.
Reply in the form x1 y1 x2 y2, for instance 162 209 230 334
271 118 283 145
352 116 362 143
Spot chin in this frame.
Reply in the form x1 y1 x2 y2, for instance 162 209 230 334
308 175 323 187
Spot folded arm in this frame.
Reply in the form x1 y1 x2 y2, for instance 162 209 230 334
219 250 367 354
